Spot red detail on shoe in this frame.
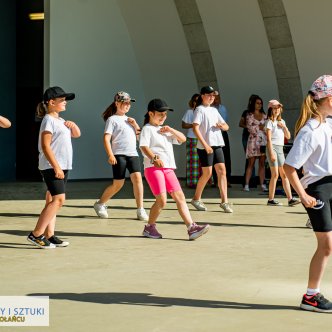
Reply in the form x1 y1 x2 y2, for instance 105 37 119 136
304 294 318 307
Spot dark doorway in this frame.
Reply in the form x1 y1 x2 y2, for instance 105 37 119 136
16 0 44 180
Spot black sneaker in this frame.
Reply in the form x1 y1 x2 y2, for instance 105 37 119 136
300 293 332 312
27 232 56 249
288 197 301 206
48 235 69 247
267 199 282 206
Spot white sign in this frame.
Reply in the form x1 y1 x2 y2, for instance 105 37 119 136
0 296 49 326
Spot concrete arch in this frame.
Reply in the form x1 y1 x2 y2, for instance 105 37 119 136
258 0 302 125
173 0 218 90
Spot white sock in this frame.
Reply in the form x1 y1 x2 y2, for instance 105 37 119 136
306 288 320 296
244 185 249 189
187 223 194 230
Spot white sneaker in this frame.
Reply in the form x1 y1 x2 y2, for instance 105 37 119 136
191 199 207 211
306 219 313 229
93 201 108 218
137 208 149 221
261 184 269 192
220 202 233 213
243 185 250 192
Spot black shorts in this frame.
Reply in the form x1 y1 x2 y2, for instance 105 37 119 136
112 155 141 180
197 146 225 167
305 176 332 232
40 169 69 196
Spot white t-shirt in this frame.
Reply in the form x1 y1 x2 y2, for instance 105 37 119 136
104 115 138 156
181 109 196 139
265 119 286 146
38 114 73 170
193 105 225 149
285 118 332 188
139 124 181 169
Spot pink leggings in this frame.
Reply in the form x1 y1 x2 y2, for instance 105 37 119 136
144 167 182 196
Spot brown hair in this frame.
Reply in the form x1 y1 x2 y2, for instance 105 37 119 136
102 102 117 122
188 93 200 109
267 107 282 121
36 102 48 118
294 93 324 137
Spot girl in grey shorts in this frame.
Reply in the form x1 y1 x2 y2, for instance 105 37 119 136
265 99 300 206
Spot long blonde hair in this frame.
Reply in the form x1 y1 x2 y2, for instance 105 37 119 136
294 93 324 137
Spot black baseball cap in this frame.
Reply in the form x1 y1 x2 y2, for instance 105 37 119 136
148 98 174 112
43 86 75 103
200 86 218 95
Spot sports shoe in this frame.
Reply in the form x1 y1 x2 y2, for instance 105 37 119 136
142 224 162 239
191 199 207 211
306 219 313 229
243 185 250 192
220 202 233 213
267 199 282 206
288 197 301 206
48 235 69 247
188 223 210 240
261 184 269 192
27 232 56 249
94 201 108 218
300 293 332 313
137 208 149 221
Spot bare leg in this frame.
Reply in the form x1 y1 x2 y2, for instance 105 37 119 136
148 193 167 225
193 166 212 201
244 157 256 186
258 155 266 186
170 190 193 227
99 179 125 204
130 172 144 208
214 163 228 203
268 166 278 200
33 193 65 237
279 166 292 200
307 232 332 289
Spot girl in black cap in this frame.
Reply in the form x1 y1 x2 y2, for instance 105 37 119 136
27 86 80 249
139 98 209 240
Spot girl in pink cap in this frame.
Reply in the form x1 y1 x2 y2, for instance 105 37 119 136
284 75 332 313
265 99 300 206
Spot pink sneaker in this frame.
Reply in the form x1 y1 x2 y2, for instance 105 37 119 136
188 223 210 240
142 224 162 239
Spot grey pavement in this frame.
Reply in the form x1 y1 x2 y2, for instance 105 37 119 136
0 180 331 331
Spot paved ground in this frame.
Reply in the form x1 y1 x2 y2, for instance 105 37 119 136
0 180 331 331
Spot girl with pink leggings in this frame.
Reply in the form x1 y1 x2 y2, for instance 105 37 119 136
139 98 210 240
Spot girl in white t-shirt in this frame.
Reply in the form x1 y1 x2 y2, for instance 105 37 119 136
93 91 148 221
181 93 201 188
27 86 81 249
284 75 332 313
0 115 11 128
265 99 300 206
139 98 209 240
191 86 233 213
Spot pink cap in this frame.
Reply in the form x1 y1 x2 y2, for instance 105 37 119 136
268 99 283 109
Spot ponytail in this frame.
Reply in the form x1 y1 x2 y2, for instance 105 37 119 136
36 102 48 118
294 93 323 137
102 102 117 121
143 111 151 125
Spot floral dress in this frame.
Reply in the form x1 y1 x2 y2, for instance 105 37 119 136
246 112 267 158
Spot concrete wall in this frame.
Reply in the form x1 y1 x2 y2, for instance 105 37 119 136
45 0 332 180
